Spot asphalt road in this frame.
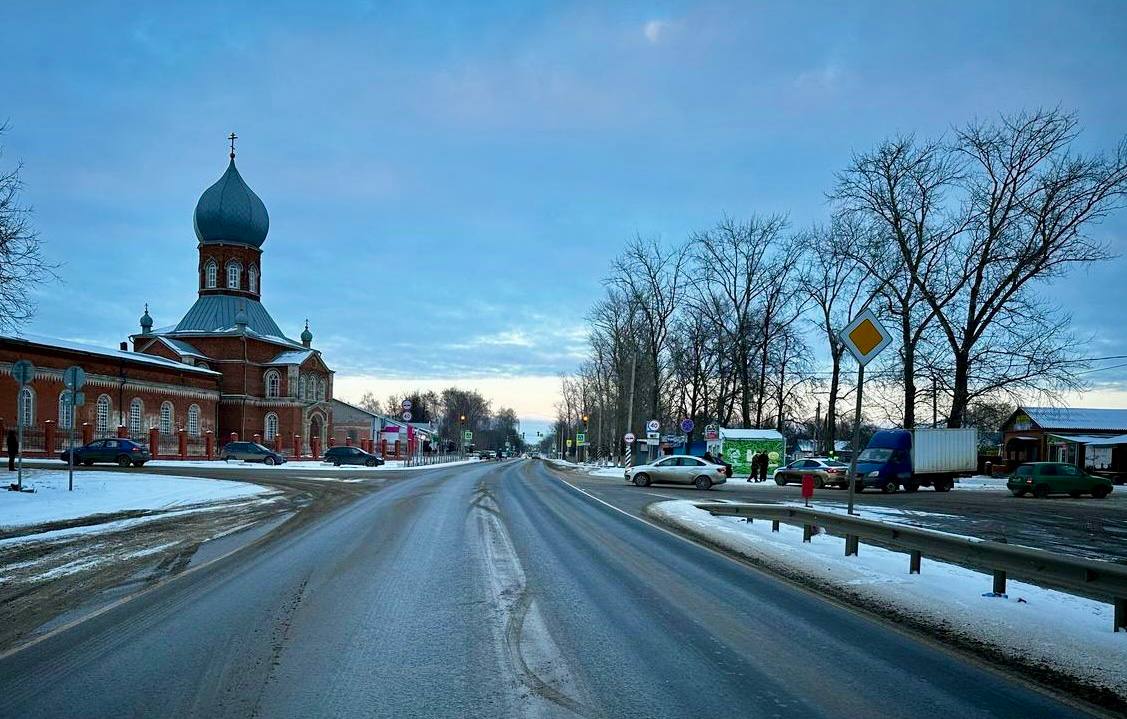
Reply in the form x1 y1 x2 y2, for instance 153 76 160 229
0 460 1096 718
570 471 1127 564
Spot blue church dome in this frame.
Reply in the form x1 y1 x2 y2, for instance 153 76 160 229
193 159 270 248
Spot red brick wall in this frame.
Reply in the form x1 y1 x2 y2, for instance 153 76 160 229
198 243 263 300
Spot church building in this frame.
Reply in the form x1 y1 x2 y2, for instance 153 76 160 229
0 140 334 457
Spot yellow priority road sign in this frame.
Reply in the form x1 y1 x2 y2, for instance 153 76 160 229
839 308 892 367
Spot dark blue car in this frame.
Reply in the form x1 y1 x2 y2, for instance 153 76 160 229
60 438 151 467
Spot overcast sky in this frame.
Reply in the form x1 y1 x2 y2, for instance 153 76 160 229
4 1 1127 433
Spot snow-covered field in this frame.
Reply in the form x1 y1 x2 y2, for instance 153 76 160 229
1 470 274 531
649 499 1127 699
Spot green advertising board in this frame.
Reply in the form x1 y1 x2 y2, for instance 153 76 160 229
721 437 785 477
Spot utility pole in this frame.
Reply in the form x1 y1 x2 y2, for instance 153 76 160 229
814 401 821 454
625 352 637 467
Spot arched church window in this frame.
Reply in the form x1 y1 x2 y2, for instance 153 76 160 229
264 412 279 440
129 398 144 437
58 392 74 429
248 265 258 293
96 395 112 434
265 370 280 398
298 375 306 399
188 404 201 436
226 261 242 290
204 260 218 289
19 386 35 426
160 401 174 434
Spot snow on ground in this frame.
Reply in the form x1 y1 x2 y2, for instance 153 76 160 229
587 466 626 478
955 474 1010 491
0 470 275 531
649 499 1127 699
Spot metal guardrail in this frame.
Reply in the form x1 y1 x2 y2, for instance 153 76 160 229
695 502 1127 632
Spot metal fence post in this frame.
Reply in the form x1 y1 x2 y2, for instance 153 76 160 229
771 520 780 533
992 570 1007 596
803 524 813 543
1115 597 1126 633
845 534 859 556
910 550 921 574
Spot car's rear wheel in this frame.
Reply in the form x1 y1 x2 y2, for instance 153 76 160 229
934 480 953 492
1032 484 1050 498
813 476 824 489
775 476 787 486
633 473 651 488
881 481 898 494
1092 485 1110 499
365 458 377 467
116 455 132 468
333 461 342 467
694 475 712 491
264 456 276 466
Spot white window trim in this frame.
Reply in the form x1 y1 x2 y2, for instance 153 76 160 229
226 261 242 290
129 398 144 436
265 370 280 398
160 401 174 434
264 412 279 440
96 394 112 433
58 392 74 429
188 404 201 436
204 260 218 289
19 386 35 426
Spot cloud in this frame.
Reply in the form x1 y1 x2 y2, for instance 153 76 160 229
794 62 844 91
643 19 671 44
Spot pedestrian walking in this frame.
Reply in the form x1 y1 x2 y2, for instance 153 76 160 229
7 429 17 472
759 452 770 483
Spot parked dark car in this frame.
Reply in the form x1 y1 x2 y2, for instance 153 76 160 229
221 441 286 465
324 446 384 467
774 457 850 489
1007 462 1113 498
60 438 151 467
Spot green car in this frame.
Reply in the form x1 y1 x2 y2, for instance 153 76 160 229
1007 462 1113 499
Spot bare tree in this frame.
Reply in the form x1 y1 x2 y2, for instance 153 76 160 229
800 217 877 452
840 110 1127 427
0 124 57 332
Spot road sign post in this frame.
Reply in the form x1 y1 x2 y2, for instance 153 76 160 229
624 432 635 469
839 309 892 515
63 366 86 492
11 360 34 492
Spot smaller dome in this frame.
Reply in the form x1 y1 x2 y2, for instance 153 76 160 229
193 159 270 248
234 305 249 328
301 319 313 347
139 304 153 332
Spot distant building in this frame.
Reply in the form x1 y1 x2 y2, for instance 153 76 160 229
1001 406 1127 470
1 143 334 456
331 399 378 445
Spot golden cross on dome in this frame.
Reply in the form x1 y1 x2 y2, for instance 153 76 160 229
228 132 238 160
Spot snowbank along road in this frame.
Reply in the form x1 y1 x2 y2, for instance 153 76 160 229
0 459 1104 718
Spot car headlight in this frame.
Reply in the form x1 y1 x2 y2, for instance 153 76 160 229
867 471 880 478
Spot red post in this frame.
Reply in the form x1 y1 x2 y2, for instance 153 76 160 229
205 431 214 460
149 427 160 456
394 439 401 459
229 432 239 444
311 436 321 459
801 474 815 507
178 429 188 459
253 432 261 445
293 435 302 459
81 422 93 445
44 420 56 454
345 436 353 447
328 436 337 448
117 425 128 438
381 439 388 458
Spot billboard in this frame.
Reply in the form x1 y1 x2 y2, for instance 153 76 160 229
721 436 785 477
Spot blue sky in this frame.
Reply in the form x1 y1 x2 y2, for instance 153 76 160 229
4 1 1127 428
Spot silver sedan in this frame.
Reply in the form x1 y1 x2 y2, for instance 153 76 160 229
625 455 729 490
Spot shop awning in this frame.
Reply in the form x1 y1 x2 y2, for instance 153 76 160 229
1047 433 1127 445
